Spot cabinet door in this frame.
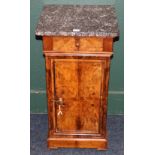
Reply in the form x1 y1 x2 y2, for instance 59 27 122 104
51 59 106 135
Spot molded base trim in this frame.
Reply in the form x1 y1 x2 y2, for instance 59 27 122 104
47 137 108 150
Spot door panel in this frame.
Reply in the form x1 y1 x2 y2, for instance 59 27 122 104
78 62 101 99
54 60 79 132
52 59 103 134
78 61 102 133
54 60 78 99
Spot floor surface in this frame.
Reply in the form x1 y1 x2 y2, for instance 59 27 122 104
30 114 124 155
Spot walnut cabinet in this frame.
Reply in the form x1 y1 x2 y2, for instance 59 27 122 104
42 36 114 150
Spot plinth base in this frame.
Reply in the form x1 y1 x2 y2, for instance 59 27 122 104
47 137 108 150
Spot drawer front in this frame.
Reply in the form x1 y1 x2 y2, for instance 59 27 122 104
79 37 103 52
53 37 103 52
53 37 76 52
43 36 113 53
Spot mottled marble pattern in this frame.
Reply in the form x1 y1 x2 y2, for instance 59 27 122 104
35 5 119 37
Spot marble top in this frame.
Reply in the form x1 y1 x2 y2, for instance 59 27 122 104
35 5 119 37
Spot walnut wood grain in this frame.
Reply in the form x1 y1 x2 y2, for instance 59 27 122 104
103 38 113 52
45 57 53 131
103 58 111 135
53 37 76 52
53 59 103 134
48 137 107 149
43 36 53 51
44 52 113 59
43 36 113 53
43 36 113 150
79 37 103 52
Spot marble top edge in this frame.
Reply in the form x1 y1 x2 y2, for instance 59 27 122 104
35 4 119 37
35 31 119 37
42 4 115 7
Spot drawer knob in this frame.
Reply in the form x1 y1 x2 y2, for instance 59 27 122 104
75 38 80 50
76 42 80 47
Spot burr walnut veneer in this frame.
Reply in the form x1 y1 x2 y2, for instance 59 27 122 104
43 36 113 150
36 6 117 150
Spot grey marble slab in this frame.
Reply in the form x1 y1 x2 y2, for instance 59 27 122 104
35 5 119 37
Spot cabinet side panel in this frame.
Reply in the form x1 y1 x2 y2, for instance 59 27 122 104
102 58 111 136
43 37 53 51
103 38 113 52
45 57 53 131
